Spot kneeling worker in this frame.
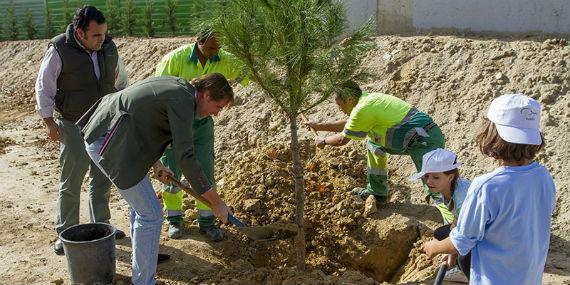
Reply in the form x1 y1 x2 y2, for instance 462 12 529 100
306 81 446 205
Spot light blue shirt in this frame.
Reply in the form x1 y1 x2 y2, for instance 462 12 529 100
450 177 470 218
450 161 556 285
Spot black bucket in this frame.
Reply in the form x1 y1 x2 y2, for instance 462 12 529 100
59 223 116 285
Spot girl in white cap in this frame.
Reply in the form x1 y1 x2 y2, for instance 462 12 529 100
410 148 471 281
422 93 556 285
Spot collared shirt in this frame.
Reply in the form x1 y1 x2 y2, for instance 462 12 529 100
155 42 248 85
450 161 556 285
35 34 129 119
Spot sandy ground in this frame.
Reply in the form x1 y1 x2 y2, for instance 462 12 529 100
0 35 569 284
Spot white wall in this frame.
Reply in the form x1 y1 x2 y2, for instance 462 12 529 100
343 0 377 33
375 0 570 35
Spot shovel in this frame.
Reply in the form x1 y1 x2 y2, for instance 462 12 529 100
166 176 297 241
433 263 447 285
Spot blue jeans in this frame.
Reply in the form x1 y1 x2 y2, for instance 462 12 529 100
85 137 162 285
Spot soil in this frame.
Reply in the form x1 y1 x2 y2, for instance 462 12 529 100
0 35 568 285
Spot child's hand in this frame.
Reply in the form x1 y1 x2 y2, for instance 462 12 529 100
441 253 457 268
450 219 458 230
423 240 438 258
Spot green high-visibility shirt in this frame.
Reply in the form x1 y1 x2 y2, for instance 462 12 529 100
342 92 433 151
155 42 249 85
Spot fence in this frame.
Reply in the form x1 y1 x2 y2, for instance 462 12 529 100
0 0 226 41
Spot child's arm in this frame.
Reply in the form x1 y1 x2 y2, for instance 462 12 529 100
423 237 459 258
450 218 458 229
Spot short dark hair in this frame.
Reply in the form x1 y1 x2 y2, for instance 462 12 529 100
197 27 217 44
476 119 545 162
191 73 234 104
73 6 106 31
335 80 363 102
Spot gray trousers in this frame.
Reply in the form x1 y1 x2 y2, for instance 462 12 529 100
55 118 112 234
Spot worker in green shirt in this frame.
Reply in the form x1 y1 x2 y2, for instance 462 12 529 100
306 81 447 208
155 27 248 241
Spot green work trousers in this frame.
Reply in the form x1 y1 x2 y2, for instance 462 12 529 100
365 125 446 199
55 118 112 234
160 116 215 227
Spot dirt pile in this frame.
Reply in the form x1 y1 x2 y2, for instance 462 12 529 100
213 140 445 283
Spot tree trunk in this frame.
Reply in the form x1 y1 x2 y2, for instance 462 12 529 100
289 115 306 270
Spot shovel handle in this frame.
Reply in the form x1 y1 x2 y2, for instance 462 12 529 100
166 176 212 207
434 263 447 285
165 176 246 227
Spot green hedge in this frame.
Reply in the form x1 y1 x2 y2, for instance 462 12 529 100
0 0 226 41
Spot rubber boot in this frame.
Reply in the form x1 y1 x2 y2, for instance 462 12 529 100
167 215 184 239
198 215 223 242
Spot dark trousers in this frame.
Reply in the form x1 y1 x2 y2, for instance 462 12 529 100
434 224 471 279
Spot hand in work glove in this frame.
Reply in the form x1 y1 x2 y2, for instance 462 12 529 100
151 160 174 184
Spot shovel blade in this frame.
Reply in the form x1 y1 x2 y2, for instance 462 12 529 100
236 222 298 241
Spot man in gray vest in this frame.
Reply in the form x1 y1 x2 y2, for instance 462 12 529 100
34 5 128 255
79 74 234 285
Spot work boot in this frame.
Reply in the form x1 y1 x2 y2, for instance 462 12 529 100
168 223 183 239
115 229 126 239
351 187 387 204
199 224 224 242
54 238 64 256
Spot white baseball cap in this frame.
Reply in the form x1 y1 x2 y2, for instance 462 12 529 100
487 93 542 145
409 148 462 181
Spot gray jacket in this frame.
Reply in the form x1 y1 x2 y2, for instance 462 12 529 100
77 76 211 193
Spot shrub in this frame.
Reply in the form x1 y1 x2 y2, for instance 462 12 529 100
24 9 37 39
122 0 136 36
6 0 18 40
106 0 122 36
165 0 177 35
44 4 56 38
62 0 71 30
143 0 155 37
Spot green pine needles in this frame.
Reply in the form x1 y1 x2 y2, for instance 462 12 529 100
215 0 373 117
